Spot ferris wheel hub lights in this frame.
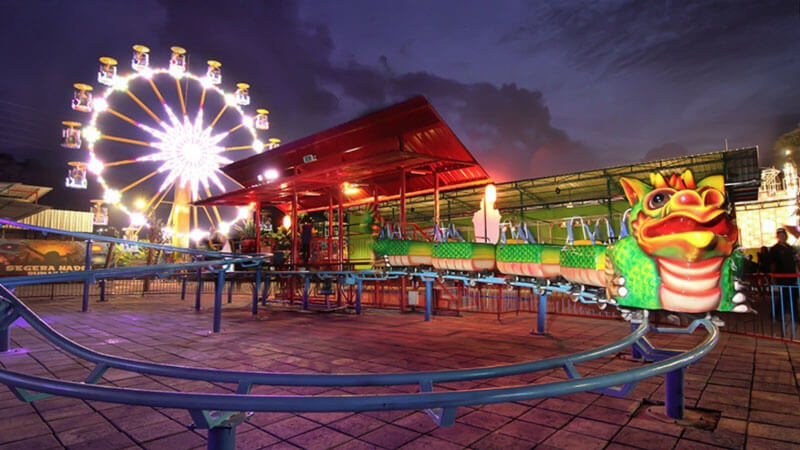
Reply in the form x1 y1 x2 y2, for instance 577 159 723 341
92 97 108 112
235 206 251 221
83 126 101 145
252 138 264 153
103 188 122 205
241 115 253 129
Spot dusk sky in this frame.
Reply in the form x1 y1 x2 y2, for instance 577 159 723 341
0 0 798 210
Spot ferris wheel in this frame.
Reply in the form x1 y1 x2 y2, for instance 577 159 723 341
62 45 280 246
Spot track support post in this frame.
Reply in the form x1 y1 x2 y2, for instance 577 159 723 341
664 368 685 420
356 278 363 315
252 265 261 315
424 278 433 321
99 279 106 302
207 426 236 450
82 239 92 312
0 325 9 353
213 269 224 333
181 275 187 300
533 293 548 334
302 275 310 310
195 264 203 311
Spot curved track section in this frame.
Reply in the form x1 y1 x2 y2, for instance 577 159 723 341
0 219 720 449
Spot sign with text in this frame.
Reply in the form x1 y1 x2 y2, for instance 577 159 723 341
0 240 109 276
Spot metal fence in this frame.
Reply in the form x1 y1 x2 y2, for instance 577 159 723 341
15 271 793 342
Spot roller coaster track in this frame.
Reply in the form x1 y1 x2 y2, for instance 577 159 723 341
0 219 719 449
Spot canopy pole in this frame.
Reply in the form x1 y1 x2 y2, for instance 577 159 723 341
254 201 261 254
338 189 344 271
328 197 334 265
399 162 407 313
291 192 298 267
433 170 440 237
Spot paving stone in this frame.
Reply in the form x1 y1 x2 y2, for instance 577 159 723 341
0 433 61 450
471 431 536 450
360 424 419 448
495 419 555 443
562 417 620 440
541 429 607 450
613 426 678 450
329 414 385 437
289 426 352 450
429 422 488 446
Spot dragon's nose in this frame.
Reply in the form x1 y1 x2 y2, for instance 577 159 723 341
671 189 725 209
673 191 702 207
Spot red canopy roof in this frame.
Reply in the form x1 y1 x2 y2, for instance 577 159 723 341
197 96 490 211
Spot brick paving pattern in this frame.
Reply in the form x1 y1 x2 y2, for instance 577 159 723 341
1 293 799 449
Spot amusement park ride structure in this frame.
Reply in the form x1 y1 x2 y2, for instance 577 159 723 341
62 45 278 247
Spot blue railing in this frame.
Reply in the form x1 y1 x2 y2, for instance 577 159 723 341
0 219 722 449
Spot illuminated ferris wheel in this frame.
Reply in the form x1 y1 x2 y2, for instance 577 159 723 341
62 45 280 246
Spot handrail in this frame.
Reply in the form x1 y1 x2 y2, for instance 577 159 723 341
0 318 717 413
0 258 262 287
0 283 649 386
0 218 247 258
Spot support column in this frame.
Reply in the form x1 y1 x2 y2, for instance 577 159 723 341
290 192 298 304
400 168 407 312
665 368 685 419
338 189 344 271
0 326 9 353
213 269 224 333
302 275 310 310
433 170 440 236
195 264 203 311
252 264 261 315
181 276 187 300
207 426 236 450
328 198 334 266
424 278 433 322
99 279 106 302
535 293 548 334
355 278 362 315
254 201 262 254
82 240 92 312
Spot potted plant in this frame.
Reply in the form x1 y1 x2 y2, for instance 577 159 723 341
265 227 291 265
233 220 258 253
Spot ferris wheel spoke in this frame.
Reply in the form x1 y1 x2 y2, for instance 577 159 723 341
223 145 252 152
199 88 207 110
146 181 174 218
106 107 140 127
101 134 152 147
227 123 244 134
209 104 228 128
218 170 245 189
202 184 224 224
125 90 163 125
193 205 199 230
119 170 160 193
175 78 187 117
148 79 167 105
104 159 139 167
199 205 214 225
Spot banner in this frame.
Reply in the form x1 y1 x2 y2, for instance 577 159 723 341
0 240 109 276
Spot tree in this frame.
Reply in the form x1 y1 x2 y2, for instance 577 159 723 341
775 123 800 154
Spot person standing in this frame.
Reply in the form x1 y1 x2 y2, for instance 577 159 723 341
769 228 798 285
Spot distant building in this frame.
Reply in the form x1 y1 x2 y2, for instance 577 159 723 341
735 161 800 248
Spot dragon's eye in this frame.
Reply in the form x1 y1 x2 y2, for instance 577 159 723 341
647 191 673 209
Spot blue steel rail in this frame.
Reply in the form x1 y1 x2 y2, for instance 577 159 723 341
0 279 717 449
0 219 720 449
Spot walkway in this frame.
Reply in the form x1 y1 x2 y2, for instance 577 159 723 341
0 294 798 449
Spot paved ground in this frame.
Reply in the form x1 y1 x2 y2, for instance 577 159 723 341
1 293 799 450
